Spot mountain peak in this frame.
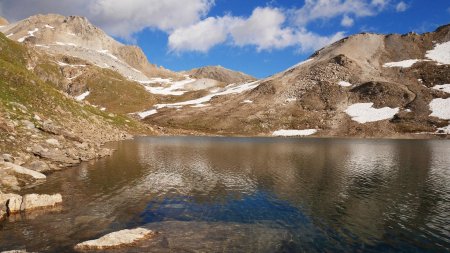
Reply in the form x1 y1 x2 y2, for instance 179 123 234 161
0 16 8 26
0 13 179 80
187 65 256 84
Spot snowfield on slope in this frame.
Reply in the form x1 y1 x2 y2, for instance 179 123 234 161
345 103 399 123
137 81 260 119
75 91 90 101
432 84 450 94
426 41 450 65
383 59 421 68
272 129 317 136
429 98 450 119
142 77 196 96
338 81 353 87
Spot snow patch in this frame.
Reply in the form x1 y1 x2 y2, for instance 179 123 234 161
436 125 450 134
35 44 50 48
75 91 90 101
285 98 297 102
190 104 209 108
18 28 39 42
338 81 352 87
432 84 450 94
55 41 77 47
426 41 450 65
241 100 253 104
44 24 54 29
273 129 317 136
56 61 86 68
143 77 196 96
429 98 450 120
97 49 118 60
383 59 420 68
345 103 399 123
138 109 157 119
137 81 260 118
6 33 13 38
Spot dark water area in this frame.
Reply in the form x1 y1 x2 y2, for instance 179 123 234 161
0 137 449 252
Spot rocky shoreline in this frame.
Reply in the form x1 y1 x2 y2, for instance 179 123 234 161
0 101 133 221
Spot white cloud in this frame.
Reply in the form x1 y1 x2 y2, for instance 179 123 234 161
169 16 234 53
0 0 393 54
395 1 408 12
293 0 388 26
341 15 354 27
168 7 345 53
295 30 345 52
229 7 295 51
0 0 213 39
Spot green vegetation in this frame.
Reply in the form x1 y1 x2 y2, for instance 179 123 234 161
0 32 149 135
85 68 156 114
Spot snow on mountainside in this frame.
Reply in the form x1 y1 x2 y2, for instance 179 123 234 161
0 14 179 82
145 24 450 138
185 65 257 84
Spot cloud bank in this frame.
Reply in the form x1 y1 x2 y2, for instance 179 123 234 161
0 0 405 53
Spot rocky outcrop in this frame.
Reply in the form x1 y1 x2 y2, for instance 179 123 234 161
186 65 256 84
74 228 156 251
1 162 46 180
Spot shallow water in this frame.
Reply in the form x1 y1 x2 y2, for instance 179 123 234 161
0 137 449 252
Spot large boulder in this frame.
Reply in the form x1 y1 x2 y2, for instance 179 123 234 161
20 193 62 211
26 160 51 173
2 162 46 180
31 144 80 167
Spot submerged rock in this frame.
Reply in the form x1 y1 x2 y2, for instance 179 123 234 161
74 228 156 251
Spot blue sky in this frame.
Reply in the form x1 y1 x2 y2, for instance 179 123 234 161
1 0 449 78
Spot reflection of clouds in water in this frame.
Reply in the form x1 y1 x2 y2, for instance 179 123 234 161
344 141 397 176
136 139 257 196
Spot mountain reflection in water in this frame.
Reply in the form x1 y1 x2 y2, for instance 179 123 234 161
0 137 449 252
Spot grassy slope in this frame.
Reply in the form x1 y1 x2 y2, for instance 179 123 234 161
0 33 148 140
85 69 157 114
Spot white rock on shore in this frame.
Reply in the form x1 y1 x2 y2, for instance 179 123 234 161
0 193 62 219
74 228 156 250
20 193 62 211
0 193 22 214
2 162 46 180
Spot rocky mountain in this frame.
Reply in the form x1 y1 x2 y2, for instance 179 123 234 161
145 25 450 138
0 14 179 81
186 65 256 84
0 31 155 194
0 16 8 26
